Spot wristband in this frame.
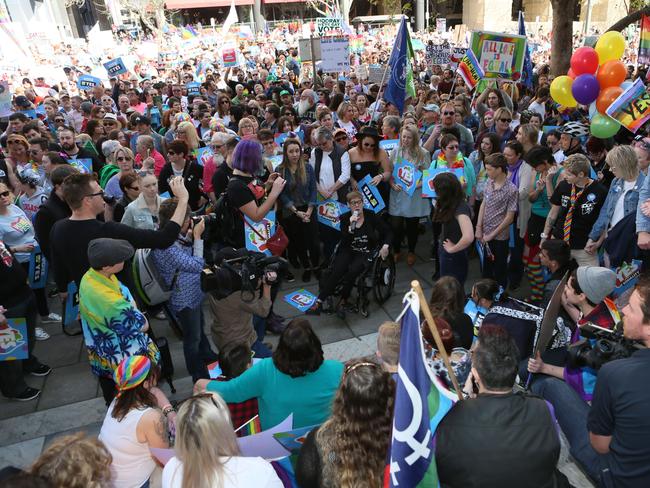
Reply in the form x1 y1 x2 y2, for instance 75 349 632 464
162 405 174 417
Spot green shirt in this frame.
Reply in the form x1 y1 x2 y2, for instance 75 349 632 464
207 357 344 430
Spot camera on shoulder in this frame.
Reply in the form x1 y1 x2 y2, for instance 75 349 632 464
567 322 643 370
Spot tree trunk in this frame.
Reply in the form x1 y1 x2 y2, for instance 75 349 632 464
550 0 575 77
607 6 650 32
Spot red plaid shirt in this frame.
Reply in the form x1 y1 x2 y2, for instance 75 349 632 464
216 376 259 436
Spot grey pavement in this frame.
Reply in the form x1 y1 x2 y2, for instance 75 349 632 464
0 240 594 487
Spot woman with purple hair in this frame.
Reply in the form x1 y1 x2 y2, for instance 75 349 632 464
226 139 286 249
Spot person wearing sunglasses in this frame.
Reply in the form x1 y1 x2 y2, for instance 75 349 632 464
99 355 174 488
162 391 282 488
424 102 474 156
158 139 205 211
489 107 515 151
103 147 136 204
348 125 391 198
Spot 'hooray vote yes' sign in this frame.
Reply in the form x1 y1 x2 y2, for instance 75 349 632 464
103 57 128 76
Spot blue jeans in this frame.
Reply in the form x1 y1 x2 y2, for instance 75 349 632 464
175 305 217 382
438 244 468 287
531 376 612 485
252 315 272 358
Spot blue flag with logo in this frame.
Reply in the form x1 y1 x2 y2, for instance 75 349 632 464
518 11 534 89
389 292 454 487
383 17 410 115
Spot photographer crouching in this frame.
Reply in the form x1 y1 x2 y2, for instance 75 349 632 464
525 268 650 487
201 248 287 358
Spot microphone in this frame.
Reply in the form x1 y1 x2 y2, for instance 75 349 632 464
350 210 359 231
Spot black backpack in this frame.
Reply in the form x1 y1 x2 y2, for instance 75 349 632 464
209 191 238 246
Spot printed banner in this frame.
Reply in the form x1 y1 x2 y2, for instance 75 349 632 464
244 210 275 256
0 318 29 361
421 168 464 198
612 259 643 298
28 245 48 289
194 146 213 167
103 57 128 76
283 289 318 312
357 174 386 213
317 197 349 231
186 81 201 97
316 18 342 37
320 36 350 73
392 160 422 197
449 47 466 68
67 158 92 174
379 139 399 152
605 78 650 133
425 43 451 65
64 281 79 327
77 74 102 91
222 48 238 67
469 31 527 80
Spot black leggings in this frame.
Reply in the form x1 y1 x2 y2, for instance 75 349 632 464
319 248 371 300
281 207 320 269
20 262 49 317
390 216 420 253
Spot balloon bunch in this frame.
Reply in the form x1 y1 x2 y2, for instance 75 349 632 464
550 31 630 139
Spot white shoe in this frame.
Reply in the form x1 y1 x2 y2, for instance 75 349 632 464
35 327 50 341
41 313 61 323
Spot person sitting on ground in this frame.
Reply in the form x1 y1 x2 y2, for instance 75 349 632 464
162 392 282 488
295 359 395 488
29 432 112 488
436 325 569 488
79 238 160 405
195 318 344 430
376 321 400 378
538 239 578 308
214 344 260 435
429 276 474 350
99 355 174 488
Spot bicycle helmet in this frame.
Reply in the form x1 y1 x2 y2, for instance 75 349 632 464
560 121 589 139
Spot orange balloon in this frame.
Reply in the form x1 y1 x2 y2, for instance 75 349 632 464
596 60 627 89
596 86 623 114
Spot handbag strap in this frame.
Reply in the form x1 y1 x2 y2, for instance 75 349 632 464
240 212 267 240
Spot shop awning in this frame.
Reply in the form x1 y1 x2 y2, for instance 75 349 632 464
165 0 253 8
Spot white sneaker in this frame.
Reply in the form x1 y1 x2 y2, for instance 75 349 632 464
35 327 50 341
41 313 62 323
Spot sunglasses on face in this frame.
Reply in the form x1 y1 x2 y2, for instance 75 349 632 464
0 190 11 198
442 111 455 116
499 118 512 123
54 118 64 123
117 156 133 162
220 100 230 104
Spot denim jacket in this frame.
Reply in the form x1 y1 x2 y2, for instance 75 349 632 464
636 173 650 233
590 173 645 240
278 163 317 210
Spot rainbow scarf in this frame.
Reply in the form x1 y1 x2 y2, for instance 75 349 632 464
114 355 151 395
436 151 466 170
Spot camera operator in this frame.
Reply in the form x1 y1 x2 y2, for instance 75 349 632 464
151 198 218 382
587 276 650 488
207 264 276 359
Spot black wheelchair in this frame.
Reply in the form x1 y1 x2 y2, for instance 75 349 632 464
319 244 396 318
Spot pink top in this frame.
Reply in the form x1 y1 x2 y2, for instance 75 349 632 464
202 156 218 194
135 149 166 177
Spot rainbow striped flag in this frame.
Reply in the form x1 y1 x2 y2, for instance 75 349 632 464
458 49 485 90
640 15 650 66
236 415 262 437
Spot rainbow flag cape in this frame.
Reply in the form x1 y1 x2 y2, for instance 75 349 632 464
458 49 485 90
236 415 262 437
640 15 650 66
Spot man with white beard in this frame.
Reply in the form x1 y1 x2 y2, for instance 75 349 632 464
294 89 317 123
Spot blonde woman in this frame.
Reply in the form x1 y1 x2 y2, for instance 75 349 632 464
105 146 136 200
388 125 430 265
491 107 514 151
162 392 282 488
516 123 539 155
335 100 358 138
121 173 164 230
176 121 202 154
30 432 113 488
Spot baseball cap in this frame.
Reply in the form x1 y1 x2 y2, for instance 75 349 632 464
14 96 31 108
576 266 617 304
280 90 291 96
103 113 118 121
422 103 440 113
87 238 135 269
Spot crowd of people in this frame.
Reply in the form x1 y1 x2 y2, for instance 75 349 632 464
0 15 650 488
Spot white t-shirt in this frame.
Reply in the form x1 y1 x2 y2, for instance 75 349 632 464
162 456 282 488
309 147 351 192
609 179 636 230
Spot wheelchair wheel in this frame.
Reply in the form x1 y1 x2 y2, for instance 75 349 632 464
373 253 395 304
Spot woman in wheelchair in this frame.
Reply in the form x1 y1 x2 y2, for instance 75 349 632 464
307 191 392 318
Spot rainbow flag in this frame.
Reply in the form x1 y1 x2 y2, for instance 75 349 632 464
457 49 485 90
236 415 262 437
640 15 650 66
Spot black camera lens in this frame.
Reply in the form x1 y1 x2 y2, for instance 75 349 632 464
103 195 116 205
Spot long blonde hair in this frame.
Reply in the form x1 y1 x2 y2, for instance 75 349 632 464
397 125 430 169
176 121 200 151
172 393 240 488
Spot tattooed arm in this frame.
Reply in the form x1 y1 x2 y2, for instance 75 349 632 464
137 408 170 449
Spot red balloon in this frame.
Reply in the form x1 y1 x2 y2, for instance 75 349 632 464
570 47 600 75
568 68 577 79
596 86 623 114
596 60 627 89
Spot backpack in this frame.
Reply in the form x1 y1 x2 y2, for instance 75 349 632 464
132 248 178 306
99 164 119 189
208 191 237 246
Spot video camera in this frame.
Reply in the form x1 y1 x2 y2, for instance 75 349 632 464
567 322 642 370
200 247 287 302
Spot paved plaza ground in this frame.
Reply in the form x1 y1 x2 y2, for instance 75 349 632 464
0 241 594 487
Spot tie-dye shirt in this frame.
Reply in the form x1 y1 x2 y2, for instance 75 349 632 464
79 268 159 378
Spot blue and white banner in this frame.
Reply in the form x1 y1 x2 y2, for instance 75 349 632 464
194 146 213 167
67 158 93 174
421 168 464 198
357 174 385 213
283 289 318 312
186 81 201 97
317 197 349 231
103 57 128 76
64 281 79 327
77 74 102 91
28 245 48 289
244 210 275 256
0 318 29 361
393 160 422 197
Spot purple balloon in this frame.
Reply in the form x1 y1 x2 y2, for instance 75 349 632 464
571 74 600 105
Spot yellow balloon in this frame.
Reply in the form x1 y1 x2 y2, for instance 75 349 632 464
595 31 625 64
550 75 577 108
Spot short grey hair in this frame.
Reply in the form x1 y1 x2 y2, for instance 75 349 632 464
316 126 333 142
383 115 401 135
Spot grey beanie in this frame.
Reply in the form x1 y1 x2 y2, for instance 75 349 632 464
576 266 617 304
